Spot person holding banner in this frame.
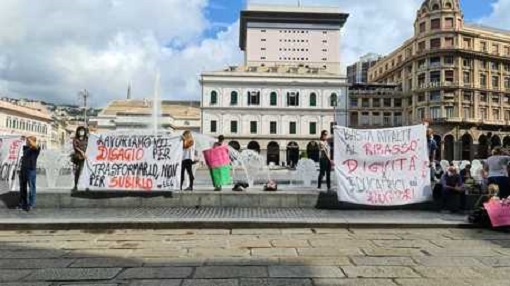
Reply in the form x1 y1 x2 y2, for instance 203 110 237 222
181 130 197 191
318 130 332 191
485 147 510 199
18 136 41 211
72 126 88 192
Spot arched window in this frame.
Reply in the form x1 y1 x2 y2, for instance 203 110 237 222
445 2 452 9
309 92 317 107
330 93 338 107
230 91 238 105
270 92 278 106
210 91 218 105
6 117 11 128
432 4 440 10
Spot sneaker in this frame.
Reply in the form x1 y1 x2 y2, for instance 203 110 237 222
214 187 222 192
184 187 193 191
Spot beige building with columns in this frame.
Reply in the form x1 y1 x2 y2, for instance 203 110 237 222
368 0 510 161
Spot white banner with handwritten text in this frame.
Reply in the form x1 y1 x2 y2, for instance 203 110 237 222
79 134 183 191
334 125 432 206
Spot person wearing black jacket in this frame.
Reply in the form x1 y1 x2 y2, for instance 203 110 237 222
18 136 41 211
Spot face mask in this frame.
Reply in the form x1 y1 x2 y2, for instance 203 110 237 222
79 131 85 136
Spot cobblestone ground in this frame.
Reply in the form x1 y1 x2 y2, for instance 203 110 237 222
0 228 509 286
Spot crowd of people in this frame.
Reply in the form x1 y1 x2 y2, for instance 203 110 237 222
428 128 510 214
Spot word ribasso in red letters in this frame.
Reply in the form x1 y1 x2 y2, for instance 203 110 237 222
96 146 144 161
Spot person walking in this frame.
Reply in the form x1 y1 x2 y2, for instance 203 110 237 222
318 130 332 191
72 126 88 192
484 147 510 199
181 130 195 191
18 136 41 211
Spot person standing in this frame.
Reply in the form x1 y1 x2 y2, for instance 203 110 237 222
72 126 88 191
484 147 510 199
181 130 195 191
318 130 332 191
18 136 41 211
213 135 225 148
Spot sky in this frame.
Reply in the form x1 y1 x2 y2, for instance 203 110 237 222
0 0 507 107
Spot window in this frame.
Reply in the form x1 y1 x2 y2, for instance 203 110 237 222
289 122 297 135
430 71 441 84
372 112 381 126
463 38 472 48
230 121 238 133
493 76 500 89
505 64 510 72
418 41 426 52
493 44 499 54
431 19 441 30
419 22 426 33
480 41 487 52
505 77 510 89
394 98 402 107
248 91 260 105
505 46 510 56
270 92 278 106
491 62 499 71
480 74 487 87
430 57 441 67
394 112 402 125
230 91 238 105
418 93 425 102
362 98 369 108
287 92 299 107
373 98 381 108
210 120 217 133
445 37 454 48
361 112 370 126
445 70 454 83
261 39 266 42
480 92 488 102
506 110 510 120
210 91 218 105
350 98 358 107
330 93 338 107
463 91 473 102
417 108 425 120
383 98 392 107
383 113 391 126
492 94 500 104
309 93 317 107
430 38 441 49
250 121 257 134
309 122 317 135
480 108 488 120
445 18 454 28
463 58 472 68
463 71 471 85
480 60 487 69
444 56 454 65
270 121 277 134
430 91 441 101
445 107 454 118
464 107 472 119
430 107 441 119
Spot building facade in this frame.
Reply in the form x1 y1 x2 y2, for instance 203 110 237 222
368 0 510 161
202 4 349 166
201 66 347 166
348 84 404 128
92 100 201 133
0 100 52 149
347 53 382 84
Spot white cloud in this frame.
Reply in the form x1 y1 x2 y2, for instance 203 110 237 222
478 0 510 29
0 0 427 106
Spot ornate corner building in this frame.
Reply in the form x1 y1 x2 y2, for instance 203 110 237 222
368 0 510 161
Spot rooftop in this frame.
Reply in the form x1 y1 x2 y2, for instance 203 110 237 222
203 65 343 78
0 99 52 121
100 100 200 119
464 23 510 38
246 4 342 14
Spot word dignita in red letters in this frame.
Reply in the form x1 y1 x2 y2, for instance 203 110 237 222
363 141 417 156
96 146 144 162
108 176 153 190
343 156 418 174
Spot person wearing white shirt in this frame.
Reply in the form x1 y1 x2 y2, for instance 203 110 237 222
484 147 510 199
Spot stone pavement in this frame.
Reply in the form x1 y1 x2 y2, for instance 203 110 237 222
0 208 469 230
0 227 509 285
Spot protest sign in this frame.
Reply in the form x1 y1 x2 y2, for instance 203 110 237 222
78 134 183 191
484 199 510 227
333 124 432 206
0 135 24 190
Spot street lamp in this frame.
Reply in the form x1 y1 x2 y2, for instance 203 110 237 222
78 89 90 127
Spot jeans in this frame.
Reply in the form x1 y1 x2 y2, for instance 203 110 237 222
19 169 37 208
74 159 85 188
318 158 331 190
181 159 194 190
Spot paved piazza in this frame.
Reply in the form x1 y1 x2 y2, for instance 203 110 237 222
0 228 509 285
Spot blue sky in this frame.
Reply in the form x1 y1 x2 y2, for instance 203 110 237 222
205 0 500 38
